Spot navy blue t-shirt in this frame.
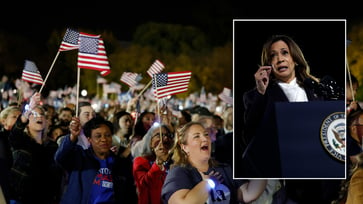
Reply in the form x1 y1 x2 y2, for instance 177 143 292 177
162 164 245 204
89 156 115 204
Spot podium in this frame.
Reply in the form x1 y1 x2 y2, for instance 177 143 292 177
275 100 345 178
240 100 345 179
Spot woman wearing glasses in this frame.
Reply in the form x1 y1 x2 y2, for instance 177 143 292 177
133 124 174 204
8 92 62 204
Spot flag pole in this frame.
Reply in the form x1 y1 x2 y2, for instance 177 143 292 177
153 76 163 142
137 79 152 98
39 51 60 94
346 59 355 102
96 80 99 99
75 68 81 116
346 54 361 149
17 86 23 106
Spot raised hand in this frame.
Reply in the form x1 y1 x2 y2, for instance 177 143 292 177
22 92 42 121
254 66 272 95
29 92 41 110
69 117 81 142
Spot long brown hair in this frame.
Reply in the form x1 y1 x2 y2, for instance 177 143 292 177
261 35 319 86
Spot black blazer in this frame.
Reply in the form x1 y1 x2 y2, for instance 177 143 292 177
239 81 323 178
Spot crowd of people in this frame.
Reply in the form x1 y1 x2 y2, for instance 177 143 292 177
0 80 240 204
0 33 360 204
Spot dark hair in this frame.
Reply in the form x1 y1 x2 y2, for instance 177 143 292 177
59 107 75 116
134 111 155 137
189 105 212 116
113 111 132 132
43 104 55 111
261 35 319 85
83 116 114 138
181 110 192 123
47 125 64 138
78 101 92 117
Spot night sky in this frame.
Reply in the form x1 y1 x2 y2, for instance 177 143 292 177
0 4 244 44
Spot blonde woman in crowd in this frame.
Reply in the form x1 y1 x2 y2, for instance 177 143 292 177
8 93 62 204
0 106 21 203
162 121 267 203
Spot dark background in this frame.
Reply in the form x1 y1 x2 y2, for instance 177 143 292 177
233 20 346 175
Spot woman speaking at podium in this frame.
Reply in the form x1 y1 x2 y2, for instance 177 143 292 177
241 34 325 178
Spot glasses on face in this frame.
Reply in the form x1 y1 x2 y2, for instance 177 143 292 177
30 111 45 118
152 133 172 146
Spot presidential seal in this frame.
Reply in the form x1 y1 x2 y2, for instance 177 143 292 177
320 112 345 162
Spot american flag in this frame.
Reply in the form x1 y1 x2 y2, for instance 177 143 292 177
120 72 141 87
147 59 165 78
77 33 111 76
152 71 192 99
59 28 79 51
218 87 233 105
21 60 44 85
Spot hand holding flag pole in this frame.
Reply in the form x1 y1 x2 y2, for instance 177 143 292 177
153 75 163 142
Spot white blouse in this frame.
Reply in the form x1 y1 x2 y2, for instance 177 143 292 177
277 78 308 102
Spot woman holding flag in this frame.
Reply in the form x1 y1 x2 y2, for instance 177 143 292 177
8 92 62 204
133 123 174 204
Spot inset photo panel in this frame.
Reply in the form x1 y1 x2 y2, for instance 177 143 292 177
233 19 346 179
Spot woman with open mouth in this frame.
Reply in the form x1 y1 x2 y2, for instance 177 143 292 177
241 35 327 178
8 92 62 204
162 121 267 203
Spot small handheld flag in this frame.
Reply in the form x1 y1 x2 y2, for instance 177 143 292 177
22 60 44 85
120 72 142 88
147 59 165 78
59 28 80 51
77 33 111 76
152 71 191 99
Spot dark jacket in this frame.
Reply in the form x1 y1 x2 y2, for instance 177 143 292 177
0 127 13 203
55 134 137 204
8 116 61 204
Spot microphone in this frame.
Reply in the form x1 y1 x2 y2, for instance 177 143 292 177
304 76 344 100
